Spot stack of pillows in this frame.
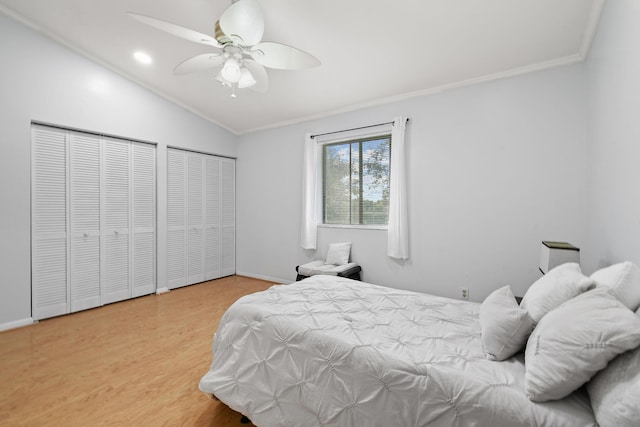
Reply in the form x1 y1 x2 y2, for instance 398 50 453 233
479 261 640 427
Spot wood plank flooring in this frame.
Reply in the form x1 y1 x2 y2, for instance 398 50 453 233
0 275 274 426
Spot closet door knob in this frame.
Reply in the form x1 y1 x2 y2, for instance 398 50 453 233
83 232 89 238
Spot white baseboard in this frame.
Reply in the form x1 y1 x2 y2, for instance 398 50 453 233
236 271 292 284
0 317 34 332
155 287 170 295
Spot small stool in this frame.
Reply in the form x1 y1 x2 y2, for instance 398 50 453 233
295 260 362 281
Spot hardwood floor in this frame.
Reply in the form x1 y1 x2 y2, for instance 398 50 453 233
0 275 274 426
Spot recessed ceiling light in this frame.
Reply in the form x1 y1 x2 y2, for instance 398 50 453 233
133 51 152 65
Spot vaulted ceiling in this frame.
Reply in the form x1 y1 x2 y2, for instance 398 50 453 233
0 0 604 134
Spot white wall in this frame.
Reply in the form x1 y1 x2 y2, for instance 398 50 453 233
0 14 235 328
237 64 589 301
583 0 640 274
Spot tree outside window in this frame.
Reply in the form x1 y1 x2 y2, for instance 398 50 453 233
322 135 391 225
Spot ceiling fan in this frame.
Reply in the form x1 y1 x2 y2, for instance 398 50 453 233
127 0 320 98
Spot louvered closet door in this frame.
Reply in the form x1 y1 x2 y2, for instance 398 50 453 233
32 126 69 320
69 132 102 312
221 158 236 277
102 137 130 304
167 149 186 289
187 153 205 285
204 156 221 280
131 142 156 297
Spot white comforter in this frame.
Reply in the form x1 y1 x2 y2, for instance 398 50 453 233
199 276 596 426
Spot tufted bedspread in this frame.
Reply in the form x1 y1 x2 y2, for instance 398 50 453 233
199 275 596 426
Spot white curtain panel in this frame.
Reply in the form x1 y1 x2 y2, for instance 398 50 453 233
387 116 409 259
300 132 318 249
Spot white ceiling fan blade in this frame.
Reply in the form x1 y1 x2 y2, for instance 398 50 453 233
243 59 269 93
249 42 320 70
127 12 222 49
174 53 225 75
219 0 264 46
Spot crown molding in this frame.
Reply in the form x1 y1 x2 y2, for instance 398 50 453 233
240 53 583 135
579 0 607 60
237 0 608 135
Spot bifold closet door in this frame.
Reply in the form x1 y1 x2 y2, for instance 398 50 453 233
102 137 130 305
32 124 157 320
131 142 156 297
204 156 221 280
167 149 235 289
32 126 69 320
102 138 157 303
167 149 186 289
69 132 101 312
187 152 205 285
221 158 235 277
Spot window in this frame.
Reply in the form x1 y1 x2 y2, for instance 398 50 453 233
322 135 391 225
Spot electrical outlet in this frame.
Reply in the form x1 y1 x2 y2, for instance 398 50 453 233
460 288 469 300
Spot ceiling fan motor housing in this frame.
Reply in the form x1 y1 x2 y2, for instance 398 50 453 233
215 20 234 45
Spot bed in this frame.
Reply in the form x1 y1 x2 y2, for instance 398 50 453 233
199 275 601 426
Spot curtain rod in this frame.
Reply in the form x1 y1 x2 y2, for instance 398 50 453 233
310 118 410 139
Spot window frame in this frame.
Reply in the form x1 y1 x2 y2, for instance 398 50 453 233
318 132 392 229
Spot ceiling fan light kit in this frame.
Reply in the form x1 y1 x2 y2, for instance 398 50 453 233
128 0 320 98
214 46 257 92
238 68 257 88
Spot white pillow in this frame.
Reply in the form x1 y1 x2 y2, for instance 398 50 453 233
479 286 534 361
325 242 351 266
524 288 640 402
520 262 594 324
587 344 640 427
590 261 640 311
